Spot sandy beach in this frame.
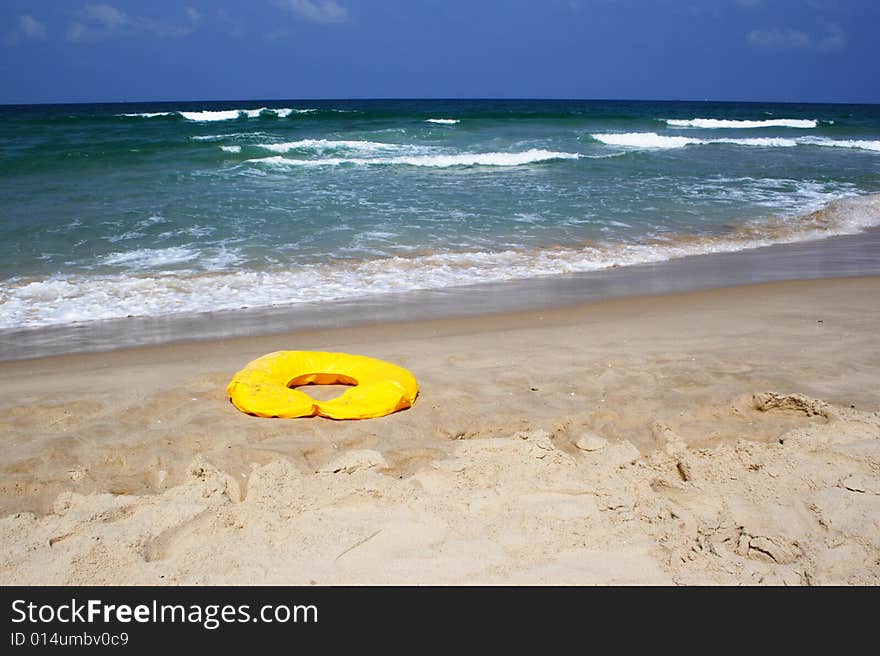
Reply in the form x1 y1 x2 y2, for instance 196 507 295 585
0 275 878 585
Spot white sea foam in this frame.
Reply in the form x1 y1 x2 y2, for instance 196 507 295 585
191 132 272 142
593 132 879 152
593 133 799 149
240 107 300 118
220 145 241 153
177 108 302 122
196 247 246 270
117 112 176 118
254 139 412 155
593 133 700 149
246 149 581 169
4 195 878 331
426 118 460 125
105 230 146 243
665 118 818 129
800 137 880 152
179 110 243 122
679 177 857 213
137 214 170 227
98 246 201 269
717 137 799 147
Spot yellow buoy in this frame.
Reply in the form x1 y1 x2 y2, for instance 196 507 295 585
226 351 418 419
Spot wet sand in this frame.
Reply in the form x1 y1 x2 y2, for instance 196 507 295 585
4 227 880 362
1 277 878 584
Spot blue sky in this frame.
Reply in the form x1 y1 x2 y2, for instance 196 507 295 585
1 0 878 104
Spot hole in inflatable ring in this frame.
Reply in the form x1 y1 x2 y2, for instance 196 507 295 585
287 372 358 402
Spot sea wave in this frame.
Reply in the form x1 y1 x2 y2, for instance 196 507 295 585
425 118 460 125
665 118 818 129
191 132 273 142
3 194 878 330
116 111 177 118
678 177 857 212
594 133 703 149
244 149 582 168
253 139 417 155
593 132 880 152
120 108 314 121
801 137 880 152
98 246 202 269
179 110 252 122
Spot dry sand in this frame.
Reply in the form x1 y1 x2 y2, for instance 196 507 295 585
1 277 878 585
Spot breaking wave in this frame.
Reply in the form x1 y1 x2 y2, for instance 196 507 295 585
252 139 418 155
593 132 880 152
3 194 878 330
665 118 818 129
244 149 582 169
119 108 316 121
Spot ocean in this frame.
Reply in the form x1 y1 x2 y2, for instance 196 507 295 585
1 98 879 358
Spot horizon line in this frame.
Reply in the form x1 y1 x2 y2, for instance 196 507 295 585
2 96 880 108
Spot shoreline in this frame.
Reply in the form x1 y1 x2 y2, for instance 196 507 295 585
1 275 878 584
4 226 880 362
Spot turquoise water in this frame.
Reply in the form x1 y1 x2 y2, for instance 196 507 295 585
1 99 879 332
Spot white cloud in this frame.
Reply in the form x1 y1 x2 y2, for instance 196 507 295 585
274 0 349 24
142 21 193 38
83 3 127 30
19 15 48 40
747 23 847 51
4 15 48 45
67 3 199 42
216 9 245 39
67 23 88 42
748 28 812 49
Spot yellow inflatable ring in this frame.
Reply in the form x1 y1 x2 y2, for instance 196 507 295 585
226 351 419 420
